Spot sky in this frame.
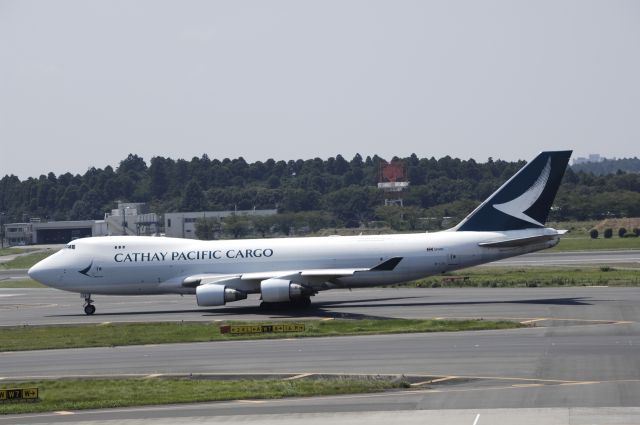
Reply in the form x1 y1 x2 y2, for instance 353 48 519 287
1 0 639 179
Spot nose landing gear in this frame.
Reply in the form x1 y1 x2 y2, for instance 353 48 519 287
81 293 96 315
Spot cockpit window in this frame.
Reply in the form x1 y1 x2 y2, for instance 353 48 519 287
66 244 76 249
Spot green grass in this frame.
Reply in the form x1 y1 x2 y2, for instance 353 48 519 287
0 248 37 256
0 319 522 352
0 376 407 414
405 266 640 288
544 219 640 251
0 251 55 270
0 279 45 288
550 236 640 252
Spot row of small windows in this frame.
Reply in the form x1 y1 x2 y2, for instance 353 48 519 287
114 245 126 249
7 227 27 233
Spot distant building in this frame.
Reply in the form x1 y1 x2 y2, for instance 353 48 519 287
2 204 278 245
573 154 606 165
377 159 410 207
165 209 278 239
104 202 160 236
3 220 108 245
3 223 32 246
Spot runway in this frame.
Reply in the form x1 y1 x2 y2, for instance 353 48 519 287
1 285 638 326
1 252 640 423
2 314 639 382
2 287 640 408
0 270 28 281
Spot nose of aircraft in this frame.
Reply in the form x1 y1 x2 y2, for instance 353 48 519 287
28 258 54 285
28 261 45 283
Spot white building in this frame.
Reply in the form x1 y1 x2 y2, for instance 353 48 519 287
165 209 277 239
3 220 108 245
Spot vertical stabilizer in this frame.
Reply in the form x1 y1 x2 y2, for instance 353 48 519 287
455 151 572 232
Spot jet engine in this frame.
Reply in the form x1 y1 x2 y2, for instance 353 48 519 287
260 278 314 303
196 284 247 306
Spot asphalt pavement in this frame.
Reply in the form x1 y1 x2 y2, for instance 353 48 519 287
1 250 639 424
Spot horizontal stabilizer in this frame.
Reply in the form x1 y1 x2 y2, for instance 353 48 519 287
478 232 565 248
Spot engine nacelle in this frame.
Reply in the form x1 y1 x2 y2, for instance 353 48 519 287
196 284 247 306
261 278 313 303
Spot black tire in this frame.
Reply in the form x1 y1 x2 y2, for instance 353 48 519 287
289 297 312 309
259 298 312 310
84 304 96 315
294 297 312 308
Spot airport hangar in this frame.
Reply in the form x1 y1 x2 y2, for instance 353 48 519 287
2 202 277 246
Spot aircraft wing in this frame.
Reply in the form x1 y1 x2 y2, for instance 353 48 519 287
181 257 403 289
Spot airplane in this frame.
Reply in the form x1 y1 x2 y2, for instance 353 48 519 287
28 150 572 315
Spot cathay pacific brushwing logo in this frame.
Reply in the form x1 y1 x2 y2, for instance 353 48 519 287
492 158 551 226
78 260 103 278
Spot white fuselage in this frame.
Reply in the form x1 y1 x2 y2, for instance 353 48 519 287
28 228 560 296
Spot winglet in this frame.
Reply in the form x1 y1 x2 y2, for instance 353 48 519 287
371 257 403 271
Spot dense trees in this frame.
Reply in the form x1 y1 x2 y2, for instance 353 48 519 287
572 157 640 175
0 154 639 232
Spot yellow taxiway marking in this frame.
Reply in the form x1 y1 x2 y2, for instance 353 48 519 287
143 374 163 379
411 376 458 386
54 411 75 415
449 375 577 384
440 315 637 326
511 383 544 388
320 317 334 321
520 318 546 324
283 373 314 381
410 381 431 387
559 381 600 386
430 376 458 383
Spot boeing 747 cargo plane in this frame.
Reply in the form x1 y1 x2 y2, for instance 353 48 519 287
28 151 571 315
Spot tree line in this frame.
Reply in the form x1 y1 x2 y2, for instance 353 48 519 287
572 157 640 176
1 153 639 232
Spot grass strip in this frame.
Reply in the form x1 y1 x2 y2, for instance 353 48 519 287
404 266 640 288
549 237 640 252
0 376 406 415
0 251 55 270
0 319 521 352
0 248 37 257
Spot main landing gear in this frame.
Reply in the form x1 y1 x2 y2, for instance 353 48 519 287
260 296 312 310
81 293 96 315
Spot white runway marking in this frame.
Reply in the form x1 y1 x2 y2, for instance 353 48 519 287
472 413 480 425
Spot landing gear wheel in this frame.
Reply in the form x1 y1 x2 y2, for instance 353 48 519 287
259 297 312 310
81 293 95 315
293 297 312 308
